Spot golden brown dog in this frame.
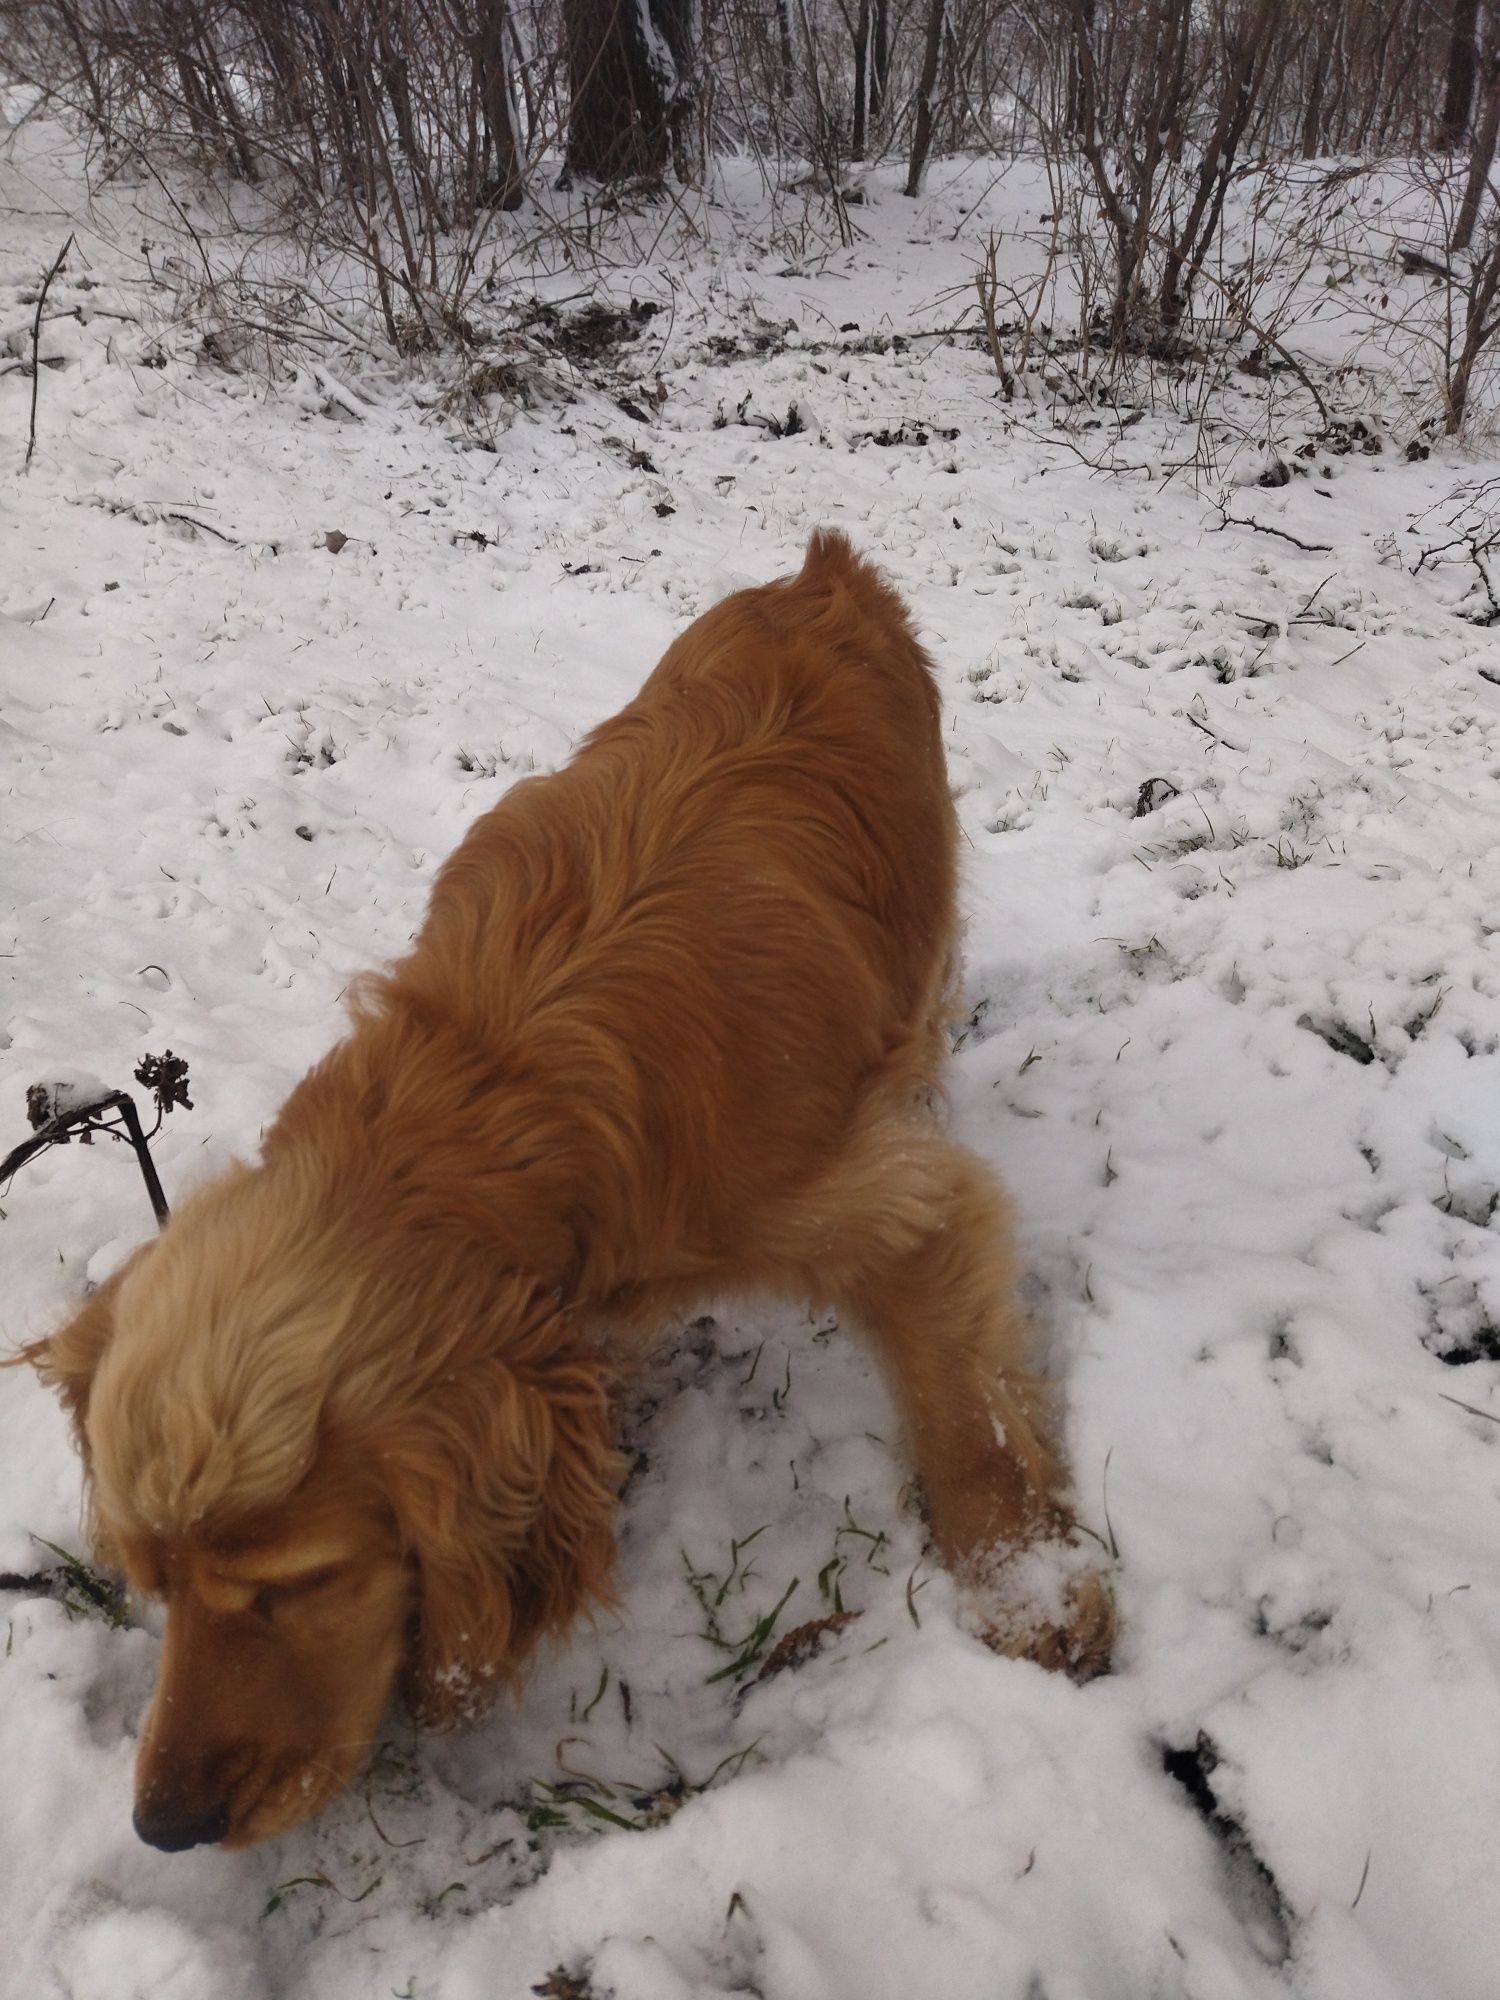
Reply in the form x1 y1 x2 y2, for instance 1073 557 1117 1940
20 531 1110 1850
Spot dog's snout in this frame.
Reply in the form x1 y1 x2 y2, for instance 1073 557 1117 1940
132 1800 230 1852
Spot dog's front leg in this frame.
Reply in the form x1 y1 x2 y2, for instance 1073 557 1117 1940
838 1140 1115 1679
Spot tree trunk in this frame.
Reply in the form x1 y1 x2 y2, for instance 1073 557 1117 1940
475 0 524 209
306 0 363 193
774 0 795 98
871 0 890 114
1453 55 1500 252
1438 0 1481 149
1066 0 1095 137
904 0 945 197
173 49 212 141
376 18 442 225
1445 231 1500 432
254 1 309 139
852 0 870 159
1299 14 1328 158
563 0 680 185
653 0 699 182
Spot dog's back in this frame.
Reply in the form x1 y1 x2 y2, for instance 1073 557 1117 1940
361 530 959 1294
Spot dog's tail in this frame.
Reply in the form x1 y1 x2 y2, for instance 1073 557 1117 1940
796 527 921 650
801 525 867 583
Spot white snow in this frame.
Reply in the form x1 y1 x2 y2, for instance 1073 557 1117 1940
4 111 1500 2000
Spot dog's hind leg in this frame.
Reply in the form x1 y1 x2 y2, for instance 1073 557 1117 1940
817 1132 1114 1678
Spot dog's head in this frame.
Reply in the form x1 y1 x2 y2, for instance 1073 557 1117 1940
23 1164 618 1848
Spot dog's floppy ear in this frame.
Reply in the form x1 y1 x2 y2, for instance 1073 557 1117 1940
7 1249 146 1473
379 1288 621 1729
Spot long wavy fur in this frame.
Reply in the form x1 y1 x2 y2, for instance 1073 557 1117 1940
13 529 1106 1777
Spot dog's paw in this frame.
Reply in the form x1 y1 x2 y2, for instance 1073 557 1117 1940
1008 1564 1115 1681
959 1539 1116 1683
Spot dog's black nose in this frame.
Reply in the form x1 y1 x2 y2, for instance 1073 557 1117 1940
133 1802 230 1851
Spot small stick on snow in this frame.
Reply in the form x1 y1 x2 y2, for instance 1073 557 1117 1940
1183 710 1250 753
1440 1391 1500 1426
1351 1849 1372 1909
25 232 74 471
1210 508 1333 555
161 509 240 545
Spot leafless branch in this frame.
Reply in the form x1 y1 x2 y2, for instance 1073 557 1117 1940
24 232 74 470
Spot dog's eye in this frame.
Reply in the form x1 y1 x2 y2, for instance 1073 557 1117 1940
287 1566 338 1594
249 1568 339 1621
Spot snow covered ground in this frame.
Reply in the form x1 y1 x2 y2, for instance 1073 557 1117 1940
4 109 1500 2000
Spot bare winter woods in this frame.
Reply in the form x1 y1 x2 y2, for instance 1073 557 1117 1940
2 0 1499 429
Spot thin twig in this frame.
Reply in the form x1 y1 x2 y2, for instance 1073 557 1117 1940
1211 509 1333 554
1440 1391 1500 1426
1351 1849 1372 1909
161 510 240 544
25 233 74 470
1183 710 1250 752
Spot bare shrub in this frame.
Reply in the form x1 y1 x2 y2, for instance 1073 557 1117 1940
0 0 574 340
1 0 1495 441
